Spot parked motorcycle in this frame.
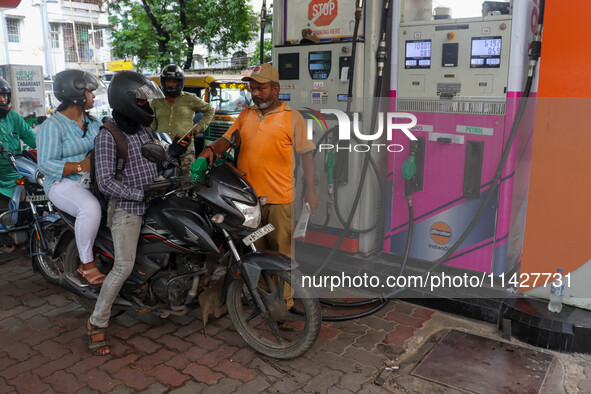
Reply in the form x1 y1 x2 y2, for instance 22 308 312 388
0 143 66 270
36 138 322 359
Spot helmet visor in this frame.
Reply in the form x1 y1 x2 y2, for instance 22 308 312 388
84 73 107 96
131 80 165 100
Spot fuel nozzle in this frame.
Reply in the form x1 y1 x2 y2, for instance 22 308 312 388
402 142 418 203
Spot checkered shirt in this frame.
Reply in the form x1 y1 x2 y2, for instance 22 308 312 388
94 124 167 215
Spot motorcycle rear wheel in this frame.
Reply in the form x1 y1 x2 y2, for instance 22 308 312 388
32 222 71 285
226 269 321 359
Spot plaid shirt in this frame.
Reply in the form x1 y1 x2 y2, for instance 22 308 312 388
94 124 168 216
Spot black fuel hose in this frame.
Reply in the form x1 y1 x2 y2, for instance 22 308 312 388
320 0 544 318
313 0 387 276
384 0 545 299
314 0 393 322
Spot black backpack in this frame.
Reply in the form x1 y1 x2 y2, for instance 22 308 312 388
89 121 129 212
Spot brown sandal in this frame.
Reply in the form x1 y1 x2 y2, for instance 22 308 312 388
86 319 111 356
77 266 106 286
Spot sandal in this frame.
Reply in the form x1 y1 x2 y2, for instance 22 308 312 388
86 319 111 356
77 266 106 286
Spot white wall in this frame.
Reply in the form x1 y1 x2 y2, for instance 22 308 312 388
1 1 45 67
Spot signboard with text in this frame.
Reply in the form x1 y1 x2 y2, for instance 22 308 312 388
285 0 365 43
106 60 133 71
1 64 45 118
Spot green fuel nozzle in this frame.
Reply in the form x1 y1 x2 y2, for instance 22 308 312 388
402 143 418 202
402 155 416 181
190 157 208 183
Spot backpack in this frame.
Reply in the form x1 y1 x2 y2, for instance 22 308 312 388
89 121 129 212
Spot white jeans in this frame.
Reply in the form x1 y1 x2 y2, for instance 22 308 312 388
48 178 101 263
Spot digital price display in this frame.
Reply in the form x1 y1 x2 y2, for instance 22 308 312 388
308 51 331 80
470 37 502 68
405 40 431 69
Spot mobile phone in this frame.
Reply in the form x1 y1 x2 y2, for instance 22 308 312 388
179 127 194 141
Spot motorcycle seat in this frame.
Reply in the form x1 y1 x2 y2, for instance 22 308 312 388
56 209 76 229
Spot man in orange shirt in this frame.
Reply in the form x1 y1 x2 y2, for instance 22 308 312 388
198 63 318 256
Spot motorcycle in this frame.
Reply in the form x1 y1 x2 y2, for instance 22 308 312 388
0 142 66 269
36 136 322 359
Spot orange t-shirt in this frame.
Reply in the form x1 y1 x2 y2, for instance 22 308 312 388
223 103 315 204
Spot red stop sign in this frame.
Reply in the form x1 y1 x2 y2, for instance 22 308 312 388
308 0 338 27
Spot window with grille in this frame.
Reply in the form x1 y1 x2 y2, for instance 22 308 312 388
6 18 20 43
63 23 103 63
50 24 60 49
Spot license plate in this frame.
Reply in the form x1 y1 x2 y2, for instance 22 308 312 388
26 195 49 202
242 223 275 246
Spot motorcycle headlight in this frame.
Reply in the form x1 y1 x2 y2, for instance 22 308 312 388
234 201 261 228
35 171 44 187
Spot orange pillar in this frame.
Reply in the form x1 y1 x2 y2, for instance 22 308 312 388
521 0 591 282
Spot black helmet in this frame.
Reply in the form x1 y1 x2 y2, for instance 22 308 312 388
160 64 185 97
53 69 104 106
108 70 164 127
0 77 11 110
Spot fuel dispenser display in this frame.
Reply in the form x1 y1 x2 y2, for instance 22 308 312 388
273 0 386 254
385 0 540 275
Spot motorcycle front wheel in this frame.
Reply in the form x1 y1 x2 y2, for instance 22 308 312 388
226 268 321 359
32 221 71 285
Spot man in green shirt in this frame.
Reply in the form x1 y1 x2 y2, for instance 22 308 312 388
150 65 214 174
0 77 36 206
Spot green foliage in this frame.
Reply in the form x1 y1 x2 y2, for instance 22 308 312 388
108 0 258 71
249 38 273 66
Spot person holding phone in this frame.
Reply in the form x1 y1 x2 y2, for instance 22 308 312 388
150 64 214 174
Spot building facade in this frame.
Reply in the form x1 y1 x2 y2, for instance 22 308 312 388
0 0 112 78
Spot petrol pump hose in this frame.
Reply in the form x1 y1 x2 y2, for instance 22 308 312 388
306 0 392 321
310 0 545 320
384 0 546 299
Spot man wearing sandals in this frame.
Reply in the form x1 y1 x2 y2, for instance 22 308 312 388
86 71 188 356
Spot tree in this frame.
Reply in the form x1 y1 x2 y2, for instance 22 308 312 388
108 0 258 71
249 38 273 66
249 4 273 65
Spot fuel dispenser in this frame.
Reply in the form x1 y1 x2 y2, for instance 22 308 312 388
385 0 541 275
272 0 387 254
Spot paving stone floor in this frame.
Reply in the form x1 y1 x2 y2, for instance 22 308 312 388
1 248 588 393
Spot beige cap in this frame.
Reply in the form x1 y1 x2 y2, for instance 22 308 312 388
242 63 279 84
300 28 321 44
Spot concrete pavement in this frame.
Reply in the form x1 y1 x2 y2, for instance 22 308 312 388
1 248 590 393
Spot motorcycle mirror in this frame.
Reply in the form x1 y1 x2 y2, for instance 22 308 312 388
229 130 240 148
142 143 167 163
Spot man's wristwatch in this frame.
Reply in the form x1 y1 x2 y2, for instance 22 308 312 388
76 163 83 173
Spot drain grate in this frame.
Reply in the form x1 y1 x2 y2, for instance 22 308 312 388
411 330 554 394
